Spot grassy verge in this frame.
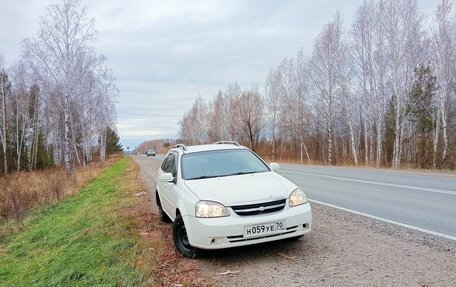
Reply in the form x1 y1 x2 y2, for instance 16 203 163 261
0 157 118 220
0 157 148 286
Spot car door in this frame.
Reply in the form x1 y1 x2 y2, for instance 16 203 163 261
159 152 178 219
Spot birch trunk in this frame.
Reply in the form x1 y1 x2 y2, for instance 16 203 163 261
63 98 72 176
392 97 401 168
364 117 369 164
299 136 311 165
369 134 374 164
69 113 81 165
16 99 28 172
272 133 276 161
376 117 382 167
441 105 448 161
304 141 311 164
99 128 107 162
32 115 40 170
343 96 358 166
27 102 39 171
350 123 358 166
327 125 333 166
432 107 441 168
26 123 33 171
1 77 7 175
398 120 405 167
81 132 87 166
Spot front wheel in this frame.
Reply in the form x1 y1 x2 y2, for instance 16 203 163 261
172 214 201 258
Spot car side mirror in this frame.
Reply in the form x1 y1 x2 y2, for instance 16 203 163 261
159 173 174 182
269 163 280 171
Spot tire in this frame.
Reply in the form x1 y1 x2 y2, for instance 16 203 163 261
156 192 171 223
173 214 201 259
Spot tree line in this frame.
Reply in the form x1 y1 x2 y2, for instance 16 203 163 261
0 0 120 176
178 0 456 169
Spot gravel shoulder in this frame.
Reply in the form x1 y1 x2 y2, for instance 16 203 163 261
132 155 456 287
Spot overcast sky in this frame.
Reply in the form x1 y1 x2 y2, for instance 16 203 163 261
0 0 445 150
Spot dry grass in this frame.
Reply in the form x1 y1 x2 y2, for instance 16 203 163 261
0 157 119 221
122 163 212 287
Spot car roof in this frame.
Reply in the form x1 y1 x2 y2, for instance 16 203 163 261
172 143 246 154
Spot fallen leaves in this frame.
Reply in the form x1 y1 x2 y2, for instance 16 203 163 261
134 204 212 286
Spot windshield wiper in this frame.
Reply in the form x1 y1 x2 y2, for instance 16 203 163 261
232 171 258 176
187 171 259 180
187 175 219 180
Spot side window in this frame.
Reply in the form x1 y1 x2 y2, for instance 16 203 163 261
161 154 171 171
168 153 177 177
162 153 177 178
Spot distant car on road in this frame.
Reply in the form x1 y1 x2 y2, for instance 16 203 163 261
146 149 156 157
155 141 312 258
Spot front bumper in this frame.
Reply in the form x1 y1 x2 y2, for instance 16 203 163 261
183 202 312 250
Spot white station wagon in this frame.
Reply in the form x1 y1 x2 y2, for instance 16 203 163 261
155 141 312 258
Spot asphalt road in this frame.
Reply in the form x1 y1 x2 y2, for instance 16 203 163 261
276 164 456 239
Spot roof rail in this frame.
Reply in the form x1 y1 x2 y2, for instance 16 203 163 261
213 141 240 146
173 143 188 151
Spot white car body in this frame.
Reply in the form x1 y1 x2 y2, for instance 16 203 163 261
156 143 312 256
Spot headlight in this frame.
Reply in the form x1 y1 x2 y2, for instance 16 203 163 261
195 201 230 218
289 188 307 207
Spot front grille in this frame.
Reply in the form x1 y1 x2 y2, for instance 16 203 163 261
231 199 286 216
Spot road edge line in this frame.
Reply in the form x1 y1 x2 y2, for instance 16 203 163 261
309 199 456 242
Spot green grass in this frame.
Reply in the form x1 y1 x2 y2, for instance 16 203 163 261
0 157 146 287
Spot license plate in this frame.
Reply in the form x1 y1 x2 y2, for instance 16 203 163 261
244 221 285 238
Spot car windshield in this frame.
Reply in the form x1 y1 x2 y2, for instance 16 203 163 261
182 149 270 180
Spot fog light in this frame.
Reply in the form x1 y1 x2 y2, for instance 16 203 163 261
209 237 226 245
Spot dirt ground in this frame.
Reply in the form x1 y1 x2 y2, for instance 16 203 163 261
133 155 456 287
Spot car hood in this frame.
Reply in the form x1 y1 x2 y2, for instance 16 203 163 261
184 172 294 206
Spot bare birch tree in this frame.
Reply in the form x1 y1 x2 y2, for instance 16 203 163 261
291 49 312 164
265 69 281 160
310 12 346 165
383 0 423 168
208 91 228 142
225 82 243 141
432 0 455 166
23 0 96 175
179 96 209 144
351 0 380 165
277 58 296 160
27 84 41 170
10 62 30 172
